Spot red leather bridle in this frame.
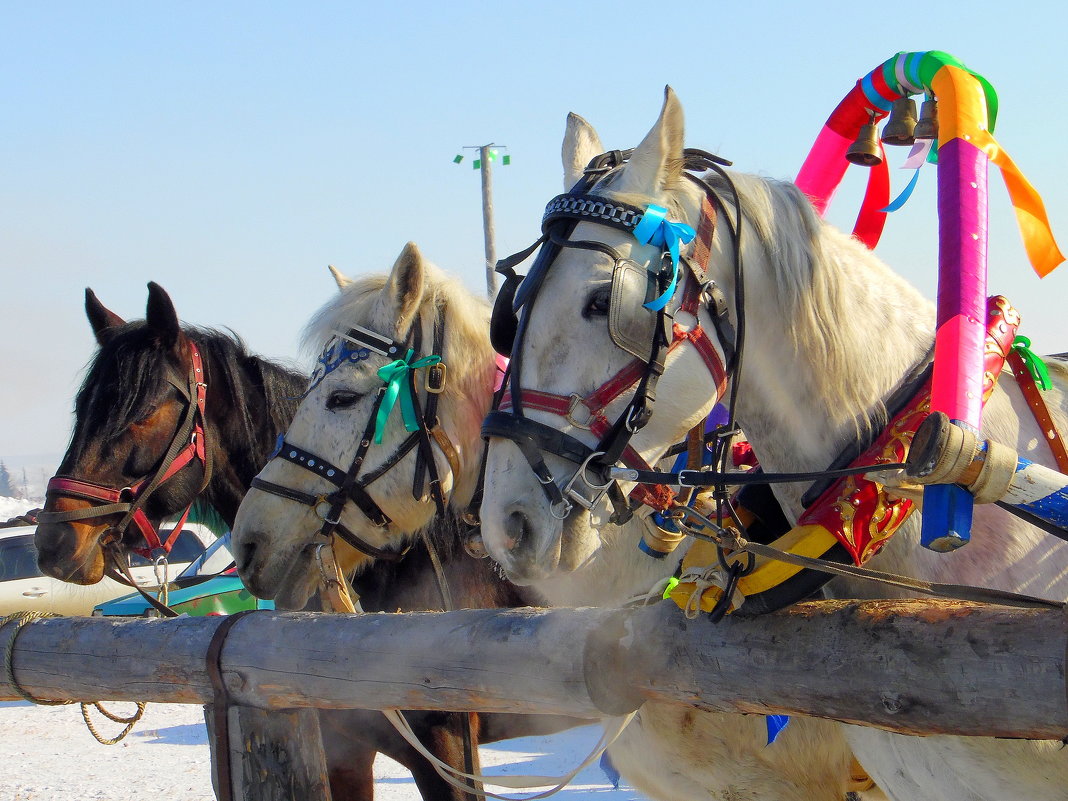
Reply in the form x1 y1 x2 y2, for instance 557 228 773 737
40 341 211 557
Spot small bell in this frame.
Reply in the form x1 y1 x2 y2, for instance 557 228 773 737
846 111 883 166
882 96 918 146
914 98 939 140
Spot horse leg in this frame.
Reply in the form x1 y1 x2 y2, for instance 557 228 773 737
320 711 377 801
320 709 481 801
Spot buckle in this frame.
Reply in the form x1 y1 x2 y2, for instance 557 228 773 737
565 394 595 429
426 363 447 394
562 451 613 511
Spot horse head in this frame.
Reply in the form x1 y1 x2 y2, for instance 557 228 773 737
480 90 735 584
36 283 212 584
232 243 496 609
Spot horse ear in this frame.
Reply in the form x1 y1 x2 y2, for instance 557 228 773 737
383 242 426 338
328 264 353 291
616 86 685 196
145 282 181 347
561 112 604 190
84 288 126 345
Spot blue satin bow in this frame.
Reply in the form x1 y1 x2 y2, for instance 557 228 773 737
632 204 696 311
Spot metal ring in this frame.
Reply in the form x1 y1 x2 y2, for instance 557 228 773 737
550 499 573 520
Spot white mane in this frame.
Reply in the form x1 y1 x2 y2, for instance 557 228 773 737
720 171 935 437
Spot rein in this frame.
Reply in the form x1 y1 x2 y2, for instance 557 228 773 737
40 341 212 558
250 307 456 564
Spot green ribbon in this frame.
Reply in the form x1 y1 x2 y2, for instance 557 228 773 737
1012 336 1052 391
374 348 442 444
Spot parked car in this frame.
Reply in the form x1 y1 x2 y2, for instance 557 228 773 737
94 533 274 617
0 523 216 616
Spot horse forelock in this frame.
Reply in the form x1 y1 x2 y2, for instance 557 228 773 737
73 323 177 447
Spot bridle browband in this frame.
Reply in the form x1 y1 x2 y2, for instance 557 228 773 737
250 308 456 563
483 148 743 520
40 341 212 558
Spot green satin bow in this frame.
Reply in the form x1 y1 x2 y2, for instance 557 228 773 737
1011 335 1051 391
374 349 442 444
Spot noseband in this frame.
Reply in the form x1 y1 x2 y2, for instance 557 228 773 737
40 341 212 557
250 309 456 563
483 149 742 520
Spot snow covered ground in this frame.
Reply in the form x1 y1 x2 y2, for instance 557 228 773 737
1 701 647 801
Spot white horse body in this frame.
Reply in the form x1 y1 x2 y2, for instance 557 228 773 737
478 91 1068 801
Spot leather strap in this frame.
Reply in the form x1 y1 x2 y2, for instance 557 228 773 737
206 610 257 801
1009 349 1068 474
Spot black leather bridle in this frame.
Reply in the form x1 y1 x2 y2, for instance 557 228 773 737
250 310 453 562
483 148 744 520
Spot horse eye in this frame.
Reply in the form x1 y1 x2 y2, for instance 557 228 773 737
583 287 611 318
326 390 364 411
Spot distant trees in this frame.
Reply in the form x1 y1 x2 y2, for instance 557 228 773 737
0 461 14 497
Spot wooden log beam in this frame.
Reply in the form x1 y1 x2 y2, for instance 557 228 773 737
1 600 1064 738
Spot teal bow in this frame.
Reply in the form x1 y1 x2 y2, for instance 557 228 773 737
374 349 442 444
1012 336 1052 390
633 204 696 311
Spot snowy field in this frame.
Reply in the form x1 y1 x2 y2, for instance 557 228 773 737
1 701 645 801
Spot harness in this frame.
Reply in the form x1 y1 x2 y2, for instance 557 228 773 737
483 149 737 521
40 341 211 558
250 310 455 563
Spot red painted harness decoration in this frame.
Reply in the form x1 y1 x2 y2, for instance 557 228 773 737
798 296 1020 565
44 342 208 556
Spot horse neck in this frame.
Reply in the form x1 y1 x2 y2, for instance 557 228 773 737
732 226 934 491
198 340 304 527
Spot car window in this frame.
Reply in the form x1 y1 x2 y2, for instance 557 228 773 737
128 529 208 567
0 537 43 581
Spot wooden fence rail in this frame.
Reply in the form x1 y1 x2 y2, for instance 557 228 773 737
2 599 1065 739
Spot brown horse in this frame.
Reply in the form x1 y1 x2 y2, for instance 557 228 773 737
36 283 580 801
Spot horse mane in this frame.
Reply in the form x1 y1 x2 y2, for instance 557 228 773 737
301 264 496 495
73 324 304 453
706 170 935 435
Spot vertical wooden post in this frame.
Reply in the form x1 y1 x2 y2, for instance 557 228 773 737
479 144 497 297
223 707 333 801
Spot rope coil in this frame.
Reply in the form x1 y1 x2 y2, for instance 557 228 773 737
2 612 146 744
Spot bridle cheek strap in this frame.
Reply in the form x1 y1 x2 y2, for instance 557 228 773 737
40 342 210 557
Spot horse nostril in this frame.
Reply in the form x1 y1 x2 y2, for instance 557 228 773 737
504 510 530 552
235 538 257 572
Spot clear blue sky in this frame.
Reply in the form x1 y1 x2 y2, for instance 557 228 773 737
2 1 1065 466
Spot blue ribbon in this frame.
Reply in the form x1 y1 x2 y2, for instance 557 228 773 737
880 168 922 213
633 204 696 311
374 349 442 444
765 714 790 745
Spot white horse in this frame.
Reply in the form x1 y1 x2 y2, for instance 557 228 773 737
232 244 499 608
232 244 881 800
478 89 1068 801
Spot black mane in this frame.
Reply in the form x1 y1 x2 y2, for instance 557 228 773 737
66 322 305 475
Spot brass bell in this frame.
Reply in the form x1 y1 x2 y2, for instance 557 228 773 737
882 96 918 146
846 111 883 166
914 98 939 140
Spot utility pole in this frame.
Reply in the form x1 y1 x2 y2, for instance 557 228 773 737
454 144 510 298
478 144 497 297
